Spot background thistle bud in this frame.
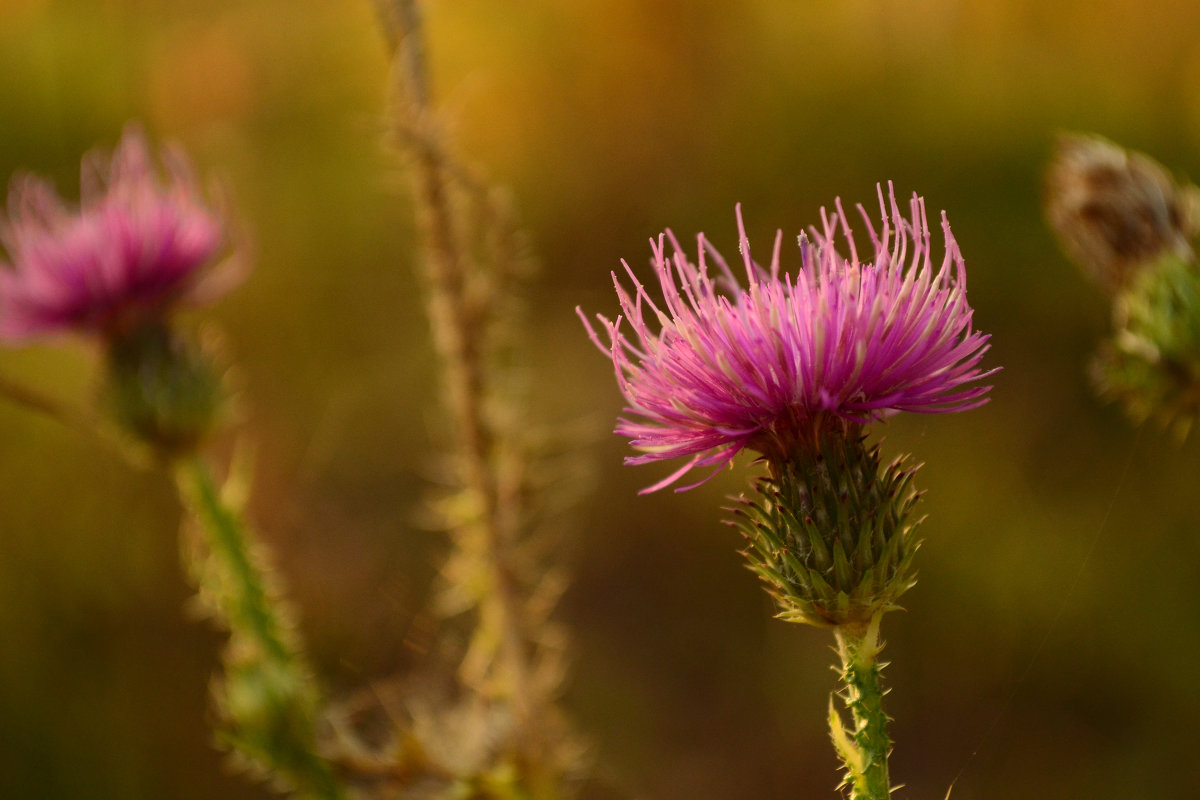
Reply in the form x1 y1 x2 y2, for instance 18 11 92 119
104 320 223 455
732 428 921 628
1045 133 1200 292
1091 251 1200 437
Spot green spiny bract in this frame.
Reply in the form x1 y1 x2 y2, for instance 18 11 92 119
105 320 223 456
730 432 922 628
1093 251 1200 438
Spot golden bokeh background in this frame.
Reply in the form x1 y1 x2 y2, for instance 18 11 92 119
3 1 1200 798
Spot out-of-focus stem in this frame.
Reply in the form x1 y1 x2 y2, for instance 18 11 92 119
831 613 892 800
0 371 144 463
377 0 537 735
178 456 291 661
175 455 344 800
0 371 80 425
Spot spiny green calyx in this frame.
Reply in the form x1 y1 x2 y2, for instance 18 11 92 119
1093 251 1200 437
105 320 223 456
731 429 922 628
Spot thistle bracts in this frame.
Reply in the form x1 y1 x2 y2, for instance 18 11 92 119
104 320 223 456
1091 250 1200 437
732 429 921 629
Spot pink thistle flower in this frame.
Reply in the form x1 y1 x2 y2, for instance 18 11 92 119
0 125 237 342
579 184 996 493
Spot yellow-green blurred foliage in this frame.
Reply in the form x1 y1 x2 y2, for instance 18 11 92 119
3 1 1200 798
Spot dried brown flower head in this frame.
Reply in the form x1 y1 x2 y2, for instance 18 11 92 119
1045 134 1200 291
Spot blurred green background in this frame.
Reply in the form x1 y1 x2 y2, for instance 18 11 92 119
3 0 1200 797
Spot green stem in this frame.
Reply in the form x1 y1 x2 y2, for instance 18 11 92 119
831 613 892 800
0 370 150 467
175 455 344 800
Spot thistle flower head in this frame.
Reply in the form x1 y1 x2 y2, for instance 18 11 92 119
579 184 994 492
0 125 237 342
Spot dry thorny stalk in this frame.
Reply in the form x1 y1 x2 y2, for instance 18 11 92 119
321 1 583 796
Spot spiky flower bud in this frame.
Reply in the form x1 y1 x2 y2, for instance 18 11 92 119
732 426 920 628
105 320 223 455
1091 251 1200 437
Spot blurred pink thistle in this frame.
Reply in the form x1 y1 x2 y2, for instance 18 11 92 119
579 184 996 492
0 125 239 342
